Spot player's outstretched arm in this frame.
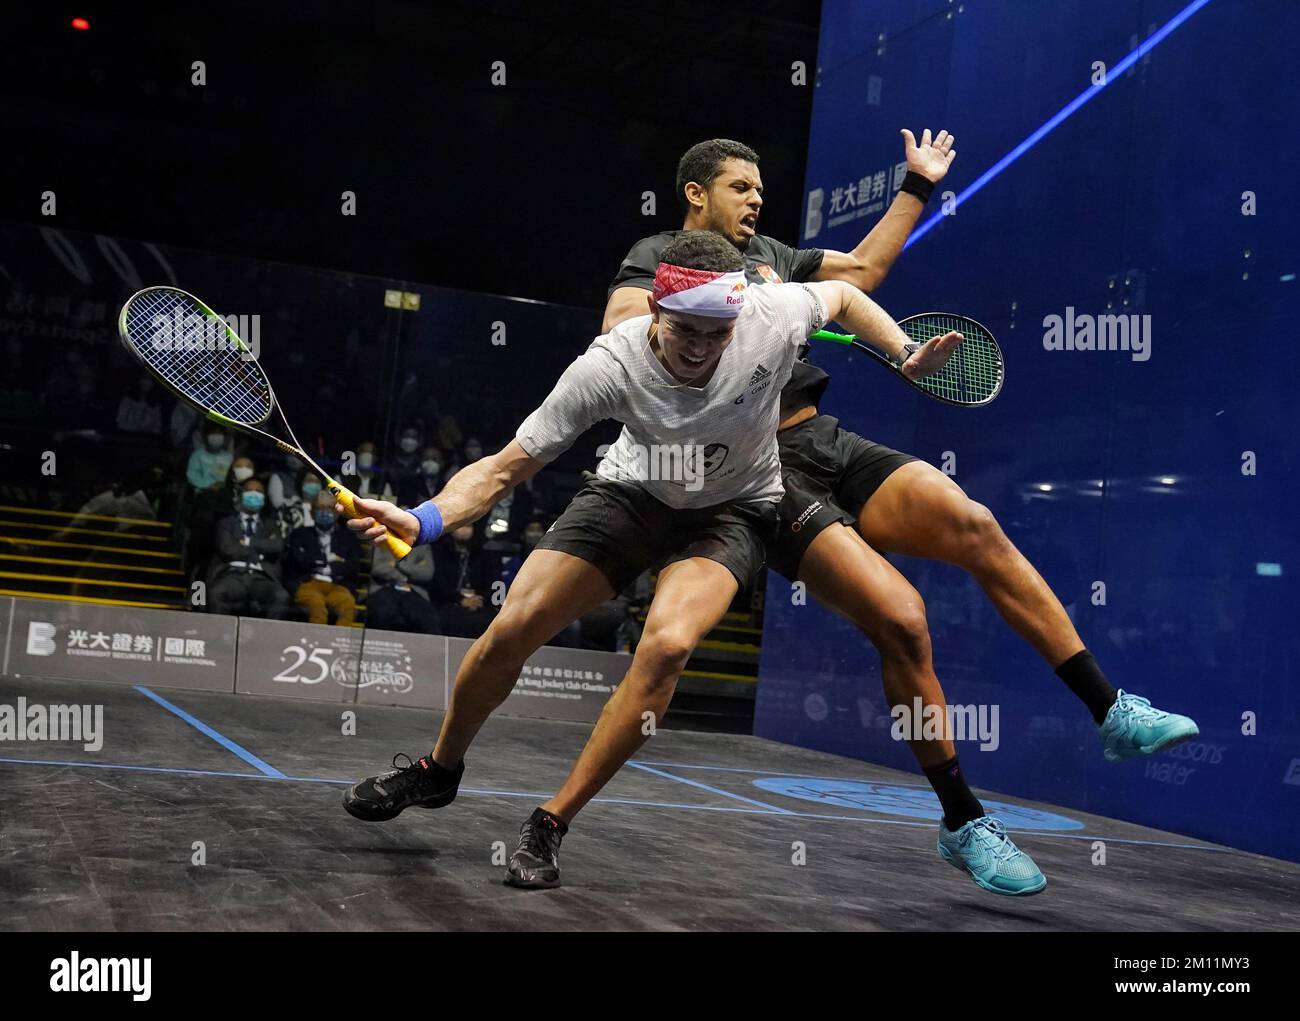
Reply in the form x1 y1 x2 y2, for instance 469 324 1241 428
814 127 956 292
342 440 544 548
808 279 962 379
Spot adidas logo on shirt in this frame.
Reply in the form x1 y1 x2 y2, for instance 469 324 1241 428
733 363 773 404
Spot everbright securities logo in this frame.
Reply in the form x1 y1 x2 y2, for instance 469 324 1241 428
24 621 215 666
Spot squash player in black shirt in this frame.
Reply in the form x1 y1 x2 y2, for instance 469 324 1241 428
604 136 1199 897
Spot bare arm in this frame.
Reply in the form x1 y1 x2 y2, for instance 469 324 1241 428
426 440 543 531
805 279 963 380
602 286 653 333
343 440 544 547
813 128 956 292
805 280 914 363
814 192 926 292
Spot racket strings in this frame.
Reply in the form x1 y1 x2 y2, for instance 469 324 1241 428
901 313 1002 403
122 289 273 424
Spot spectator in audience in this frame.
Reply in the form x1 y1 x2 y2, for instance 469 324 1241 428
367 522 440 635
115 377 164 436
187 427 234 493
208 479 291 619
430 523 498 638
279 468 321 535
395 445 442 506
265 450 302 510
341 440 394 501
388 424 424 502
286 491 360 625
228 455 256 502
184 426 234 576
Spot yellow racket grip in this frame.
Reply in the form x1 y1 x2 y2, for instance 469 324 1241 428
330 483 413 560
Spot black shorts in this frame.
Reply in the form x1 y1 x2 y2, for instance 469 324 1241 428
766 415 919 580
536 471 780 593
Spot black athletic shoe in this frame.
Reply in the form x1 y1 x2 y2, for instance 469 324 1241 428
504 808 568 889
342 754 464 821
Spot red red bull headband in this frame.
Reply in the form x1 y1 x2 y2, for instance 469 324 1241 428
652 263 747 318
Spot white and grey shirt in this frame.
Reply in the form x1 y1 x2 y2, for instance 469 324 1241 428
515 282 827 509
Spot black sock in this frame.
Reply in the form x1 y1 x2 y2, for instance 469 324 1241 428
532 807 569 835
922 756 984 831
424 753 462 781
1054 649 1118 724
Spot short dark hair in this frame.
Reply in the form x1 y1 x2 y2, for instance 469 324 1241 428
675 139 760 213
660 230 745 273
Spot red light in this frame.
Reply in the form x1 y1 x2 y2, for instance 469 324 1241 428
71 17 90 30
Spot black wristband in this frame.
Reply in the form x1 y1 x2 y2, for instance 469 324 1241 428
899 170 935 204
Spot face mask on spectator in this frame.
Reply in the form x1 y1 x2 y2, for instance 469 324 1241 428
233 465 254 482
301 482 322 500
398 437 419 454
241 491 265 512
206 433 225 451
314 510 337 529
357 452 375 469
421 459 440 476
464 442 483 461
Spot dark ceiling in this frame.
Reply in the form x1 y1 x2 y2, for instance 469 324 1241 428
3 2 822 308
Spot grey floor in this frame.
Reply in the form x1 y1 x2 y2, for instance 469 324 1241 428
2 676 1298 931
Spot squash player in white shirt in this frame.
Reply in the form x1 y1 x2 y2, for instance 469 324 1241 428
335 231 962 889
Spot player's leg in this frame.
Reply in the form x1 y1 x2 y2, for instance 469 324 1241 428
857 459 1197 758
543 555 738 823
503 492 770 889
796 522 1045 896
342 547 613 823
501 555 738 890
796 524 954 763
434 548 615 767
857 461 1084 674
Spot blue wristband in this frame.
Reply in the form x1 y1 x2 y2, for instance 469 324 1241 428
411 500 444 546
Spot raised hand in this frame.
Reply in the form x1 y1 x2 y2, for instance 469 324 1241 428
901 128 956 184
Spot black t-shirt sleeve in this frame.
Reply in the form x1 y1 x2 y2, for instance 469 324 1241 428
764 236 825 283
607 235 668 296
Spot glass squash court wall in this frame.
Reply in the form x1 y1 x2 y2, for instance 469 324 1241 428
755 0 1300 862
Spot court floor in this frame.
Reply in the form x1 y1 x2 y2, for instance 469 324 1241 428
2 676 1297 931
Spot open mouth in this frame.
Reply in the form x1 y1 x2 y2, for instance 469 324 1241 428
680 352 708 368
739 213 758 237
